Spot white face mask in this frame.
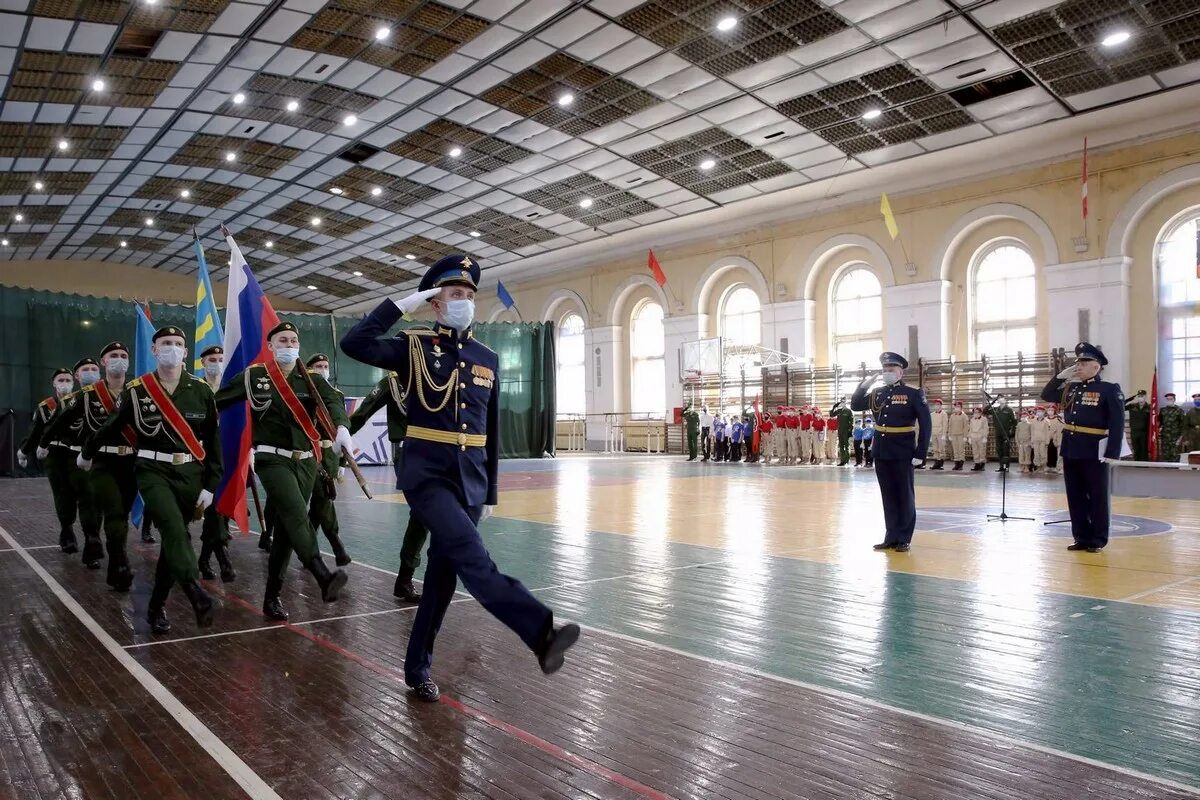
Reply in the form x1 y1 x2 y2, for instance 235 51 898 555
1036 412 1045 419
442 298 475 332
105 358 128 377
315 368 330 381
204 361 224 378
155 345 185 369
54 380 73 395
881 371 901 386
273 347 300 365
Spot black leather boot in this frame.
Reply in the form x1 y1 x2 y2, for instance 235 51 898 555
262 576 288 621
60 527 78 554
972 462 985 471
953 461 963 470
536 621 581 675
180 579 215 627
215 544 236 583
146 579 171 634
81 532 104 569
931 460 944 470
107 537 133 592
257 528 272 552
306 555 347 602
328 535 352 567
197 541 216 580
393 572 421 603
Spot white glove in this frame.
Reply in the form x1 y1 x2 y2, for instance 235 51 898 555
36 446 49 460
195 489 213 511
1056 366 1078 381
480 505 496 522
337 466 346 481
912 458 924 466
76 454 92 471
334 425 354 456
392 287 441 315
17 451 27 468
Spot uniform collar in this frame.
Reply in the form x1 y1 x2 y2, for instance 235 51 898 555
435 324 474 341
1082 376 1097 385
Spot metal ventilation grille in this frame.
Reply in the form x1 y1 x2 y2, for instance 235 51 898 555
0 172 94 195
83 233 167 251
776 64 972 154
628 127 792 196
170 134 302 178
382 234 476 265
386 120 535 179
290 273 363 299
214 227 316 259
105 208 202 234
8 51 180 108
133 177 245 208
31 0 232 31
267 201 371 238
520 174 659 226
0 123 125 159
290 1 490 75
334 255 419 285
445 210 556 251
218 74 378 135
318 165 439 213
991 0 1200 96
481 54 659 136
621 0 849 77
2 205 65 225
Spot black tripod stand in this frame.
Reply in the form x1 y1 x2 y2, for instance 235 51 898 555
982 391 1033 523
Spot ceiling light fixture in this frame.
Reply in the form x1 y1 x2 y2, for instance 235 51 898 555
330 187 344 195
370 186 382 196
716 16 738 31
225 151 236 162
145 218 154 226
699 158 716 170
232 92 246 104
120 240 128 247
1101 30 1131 47
343 114 357 126
449 146 462 157
286 100 299 112
862 108 882 120
14 213 23 222
180 189 190 198
579 198 593 208
375 27 391 41
91 78 105 92
265 240 274 248
352 270 363 276
469 231 481 237
58 139 69 151
307 284 317 290
405 254 416 260
33 180 44 190
311 217 321 226
557 92 574 106
1 239 8 247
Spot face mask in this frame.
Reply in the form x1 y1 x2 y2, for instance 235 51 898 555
155 345 185 369
881 371 900 386
442 298 475 332
1036 412 1045 419
79 371 100 385
315 368 330 381
273 347 299 365
204 362 223 378
1136 396 1147 405
54 380 73 395
1194 400 1200 409
934 405 943 412
105 358 128 376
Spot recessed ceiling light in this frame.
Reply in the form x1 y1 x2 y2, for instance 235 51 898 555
343 114 357 126
862 108 883 120
120 240 128 247
352 270 363 277
311 217 321 226
716 16 737 31
329 187 344 195
13 213 23 222
33 180 44 190
469 231 481 237
370 186 382 196
180 189 190 198
1101 30 1131 47
286 100 299 112
232 92 246 104
699 158 716 170
375 26 390 41
557 92 574 106
1 239 7 246
225 151 236 162
91 78 105 92
145 218 154 226
57 139 69 151
265 240 274 248
579 198 593 208
449 146 462 157
307 284 317 290
405 253 416 260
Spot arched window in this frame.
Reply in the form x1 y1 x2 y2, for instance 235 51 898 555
720 285 761 374
630 300 665 416
832 267 882 368
972 243 1036 359
1157 212 1200 399
556 312 586 415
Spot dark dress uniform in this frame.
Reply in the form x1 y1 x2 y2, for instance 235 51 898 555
304 353 352 567
43 343 136 588
987 402 1017 471
1124 391 1150 462
216 326 351 620
340 253 579 701
19 369 80 552
1040 342 1125 551
82 329 223 632
851 352 931 551
40 359 103 562
349 372 427 602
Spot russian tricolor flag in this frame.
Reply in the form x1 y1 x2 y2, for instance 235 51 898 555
213 225 279 532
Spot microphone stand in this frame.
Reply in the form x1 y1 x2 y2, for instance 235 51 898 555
982 390 1032 523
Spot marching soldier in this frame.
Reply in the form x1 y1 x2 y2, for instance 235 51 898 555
341 253 579 702
1184 393 1200 454
41 358 104 564
1124 390 1150 461
832 398 853 466
1158 392 1185 463
216 323 353 622
1031 407 1051 471
682 403 699 461
349 370 428 603
987 397 1016 472
948 400 968 470
851 352 930 552
42 343 137 588
928 399 948 470
80 327 222 632
968 407 989 471
196 345 236 583
19 368 79 551
305 353 352 567
1040 342 1124 552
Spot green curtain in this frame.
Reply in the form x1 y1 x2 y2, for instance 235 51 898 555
474 321 556 459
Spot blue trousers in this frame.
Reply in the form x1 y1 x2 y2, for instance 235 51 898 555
1062 458 1110 548
403 478 551 685
875 457 916 544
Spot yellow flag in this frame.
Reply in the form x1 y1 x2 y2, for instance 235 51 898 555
880 193 899 240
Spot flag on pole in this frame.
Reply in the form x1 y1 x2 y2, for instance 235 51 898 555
1149 366 1159 461
648 249 668 287
192 232 224 375
129 302 155 527
880 193 899 240
497 280 516 310
1081 137 1088 221
213 226 280 532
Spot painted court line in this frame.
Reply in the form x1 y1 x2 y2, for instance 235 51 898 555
0 523 281 800
0 544 58 553
1117 576 1199 603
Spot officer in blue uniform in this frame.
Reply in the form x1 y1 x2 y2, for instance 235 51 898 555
340 254 580 702
1040 342 1124 552
851 352 931 552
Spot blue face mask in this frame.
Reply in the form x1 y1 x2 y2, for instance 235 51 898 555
442 298 475 332
78 371 100 386
273 347 299 365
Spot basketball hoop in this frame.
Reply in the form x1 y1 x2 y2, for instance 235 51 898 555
683 368 702 384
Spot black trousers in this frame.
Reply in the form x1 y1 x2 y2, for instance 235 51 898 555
875 458 915 544
1062 458 1110 548
700 427 710 459
853 440 863 465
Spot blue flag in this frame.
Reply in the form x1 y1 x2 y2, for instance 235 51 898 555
193 234 224 375
129 303 155 528
497 280 515 310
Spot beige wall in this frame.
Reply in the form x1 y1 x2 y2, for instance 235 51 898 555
0 259 322 312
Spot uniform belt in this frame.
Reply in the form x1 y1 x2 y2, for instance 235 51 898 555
1064 423 1108 435
50 440 81 451
139 450 195 465
97 445 136 456
255 445 315 460
407 425 487 448
874 425 915 433
319 439 334 449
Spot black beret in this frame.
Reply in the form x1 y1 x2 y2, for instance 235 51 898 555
152 326 186 343
72 357 99 372
52 367 71 379
306 353 330 367
267 321 298 339
199 345 224 359
100 341 128 358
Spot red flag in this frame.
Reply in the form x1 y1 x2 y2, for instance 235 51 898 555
1149 366 1159 461
142 302 152 320
1081 137 1088 221
648 249 667 287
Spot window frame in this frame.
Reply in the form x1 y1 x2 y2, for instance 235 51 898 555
1156 210 1200 400
629 298 666 417
968 239 1038 360
829 263 883 370
555 310 586 416
719 283 762 375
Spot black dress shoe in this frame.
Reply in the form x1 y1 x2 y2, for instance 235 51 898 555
393 576 422 603
262 576 288 620
537 623 581 675
408 680 440 703
872 542 895 551
893 543 911 552
1066 543 1087 551
952 462 963 471
306 556 347 602
147 606 171 635
111 565 133 593
257 529 272 551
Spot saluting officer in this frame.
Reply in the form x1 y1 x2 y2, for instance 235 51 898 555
80 327 222 633
195 345 236 584
349 370 427 603
42 342 137 589
1040 342 1124 552
340 254 579 703
216 322 353 622
18 368 78 552
41 358 104 565
305 352 352 567
851 352 931 552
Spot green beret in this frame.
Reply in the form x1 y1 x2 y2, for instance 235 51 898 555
306 353 330 367
267 321 298 339
199 345 224 359
152 326 186 343
100 341 128 358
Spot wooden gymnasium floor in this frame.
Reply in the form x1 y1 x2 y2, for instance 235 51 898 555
1 457 1198 800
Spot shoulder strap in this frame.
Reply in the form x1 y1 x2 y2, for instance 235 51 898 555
141 372 206 460
92 380 137 447
298 364 338 440
264 357 323 460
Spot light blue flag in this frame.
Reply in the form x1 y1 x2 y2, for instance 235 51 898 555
129 303 155 528
192 232 225 375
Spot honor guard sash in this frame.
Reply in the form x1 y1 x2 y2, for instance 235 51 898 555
141 372 206 461
92 380 138 448
43 396 58 415
264 357 324 461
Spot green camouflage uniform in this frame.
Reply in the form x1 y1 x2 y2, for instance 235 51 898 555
1158 404 1185 463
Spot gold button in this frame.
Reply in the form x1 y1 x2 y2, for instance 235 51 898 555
461 423 467 430
459 361 465 368
459 382 466 389
460 402 466 409
458 343 463 349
